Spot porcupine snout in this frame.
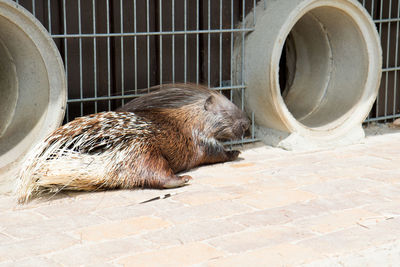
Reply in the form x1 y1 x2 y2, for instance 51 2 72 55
233 118 250 138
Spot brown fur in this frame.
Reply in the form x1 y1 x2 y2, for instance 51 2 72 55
17 84 249 203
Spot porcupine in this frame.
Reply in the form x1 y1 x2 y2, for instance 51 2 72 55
17 83 250 203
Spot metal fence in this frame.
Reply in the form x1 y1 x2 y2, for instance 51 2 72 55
13 0 258 144
12 0 400 132
362 0 400 123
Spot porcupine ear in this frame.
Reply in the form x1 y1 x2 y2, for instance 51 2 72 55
204 95 216 112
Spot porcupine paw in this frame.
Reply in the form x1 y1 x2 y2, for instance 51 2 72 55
162 175 192 189
227 150 241 161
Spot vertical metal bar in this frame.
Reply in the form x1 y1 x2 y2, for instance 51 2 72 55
106 0 111 110
251 111 255 140
184 0 187 83
92 0 98 113
159 0 163 85
251 0 257 133
376 0 382 118
134 0 138 93
384 0 392 119
120 0 125 105
146 0 150 89
362 0 367 119
63 0 69 122
47 0 51 33
393 1 400 116
371 0 375 19
172 0 175 83
207 0 211 87
219 0 222 88
230 0 234 101
241 0 246 110
368 0 376 121
196 0 199 84
32 0 35 16
253 0 257 26
78 0 83 116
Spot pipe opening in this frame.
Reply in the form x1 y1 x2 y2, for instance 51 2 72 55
0 39 18 138
0 15 50 165
279 6 369 129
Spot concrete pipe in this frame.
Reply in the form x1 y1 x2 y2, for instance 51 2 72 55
0 1 67 192
234 0 382 150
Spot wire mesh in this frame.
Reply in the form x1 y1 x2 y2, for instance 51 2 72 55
11 0 400 139
13 0 258 145
362 0 400 123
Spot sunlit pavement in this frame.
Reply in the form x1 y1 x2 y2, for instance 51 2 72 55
1 125 400 266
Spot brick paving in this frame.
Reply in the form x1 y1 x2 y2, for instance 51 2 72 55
1 125 400 266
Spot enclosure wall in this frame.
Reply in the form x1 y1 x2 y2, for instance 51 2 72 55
13 0 400 129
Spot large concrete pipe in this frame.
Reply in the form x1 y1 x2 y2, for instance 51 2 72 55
0 1 67 192
234 0 382 150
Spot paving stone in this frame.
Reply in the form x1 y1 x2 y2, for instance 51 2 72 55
85 263 119 267
4 214 107 239
114 188 187 204
14 192 75 209
0 257 59 267
142 219 244 247
0 210 46 228
311 166 376 180
195 175 259 187
93 202 157 221
300 178 385 196
117 242 225 267
321 191 392 208
155 200 252 224
0 234 78 261
298 218 400 256
229 162 257 168
50 238 153 266
229 208 296 227
216 184 262 198
229 195 382 229
360 158 400 170
144 198 190 213
226 161 271 172
33 192 133 218
171 190 238 206
237 189 317 209
333 155 392 169
207 225 315 253
243 177 301 191
0 196 18 212
73 216 170 242
207 243 321 266
300 240 400 267
364 201 400 217
0 232 15 245
361 170 400 184
294 208 380 234
365 184 400 201
273 198 334 219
